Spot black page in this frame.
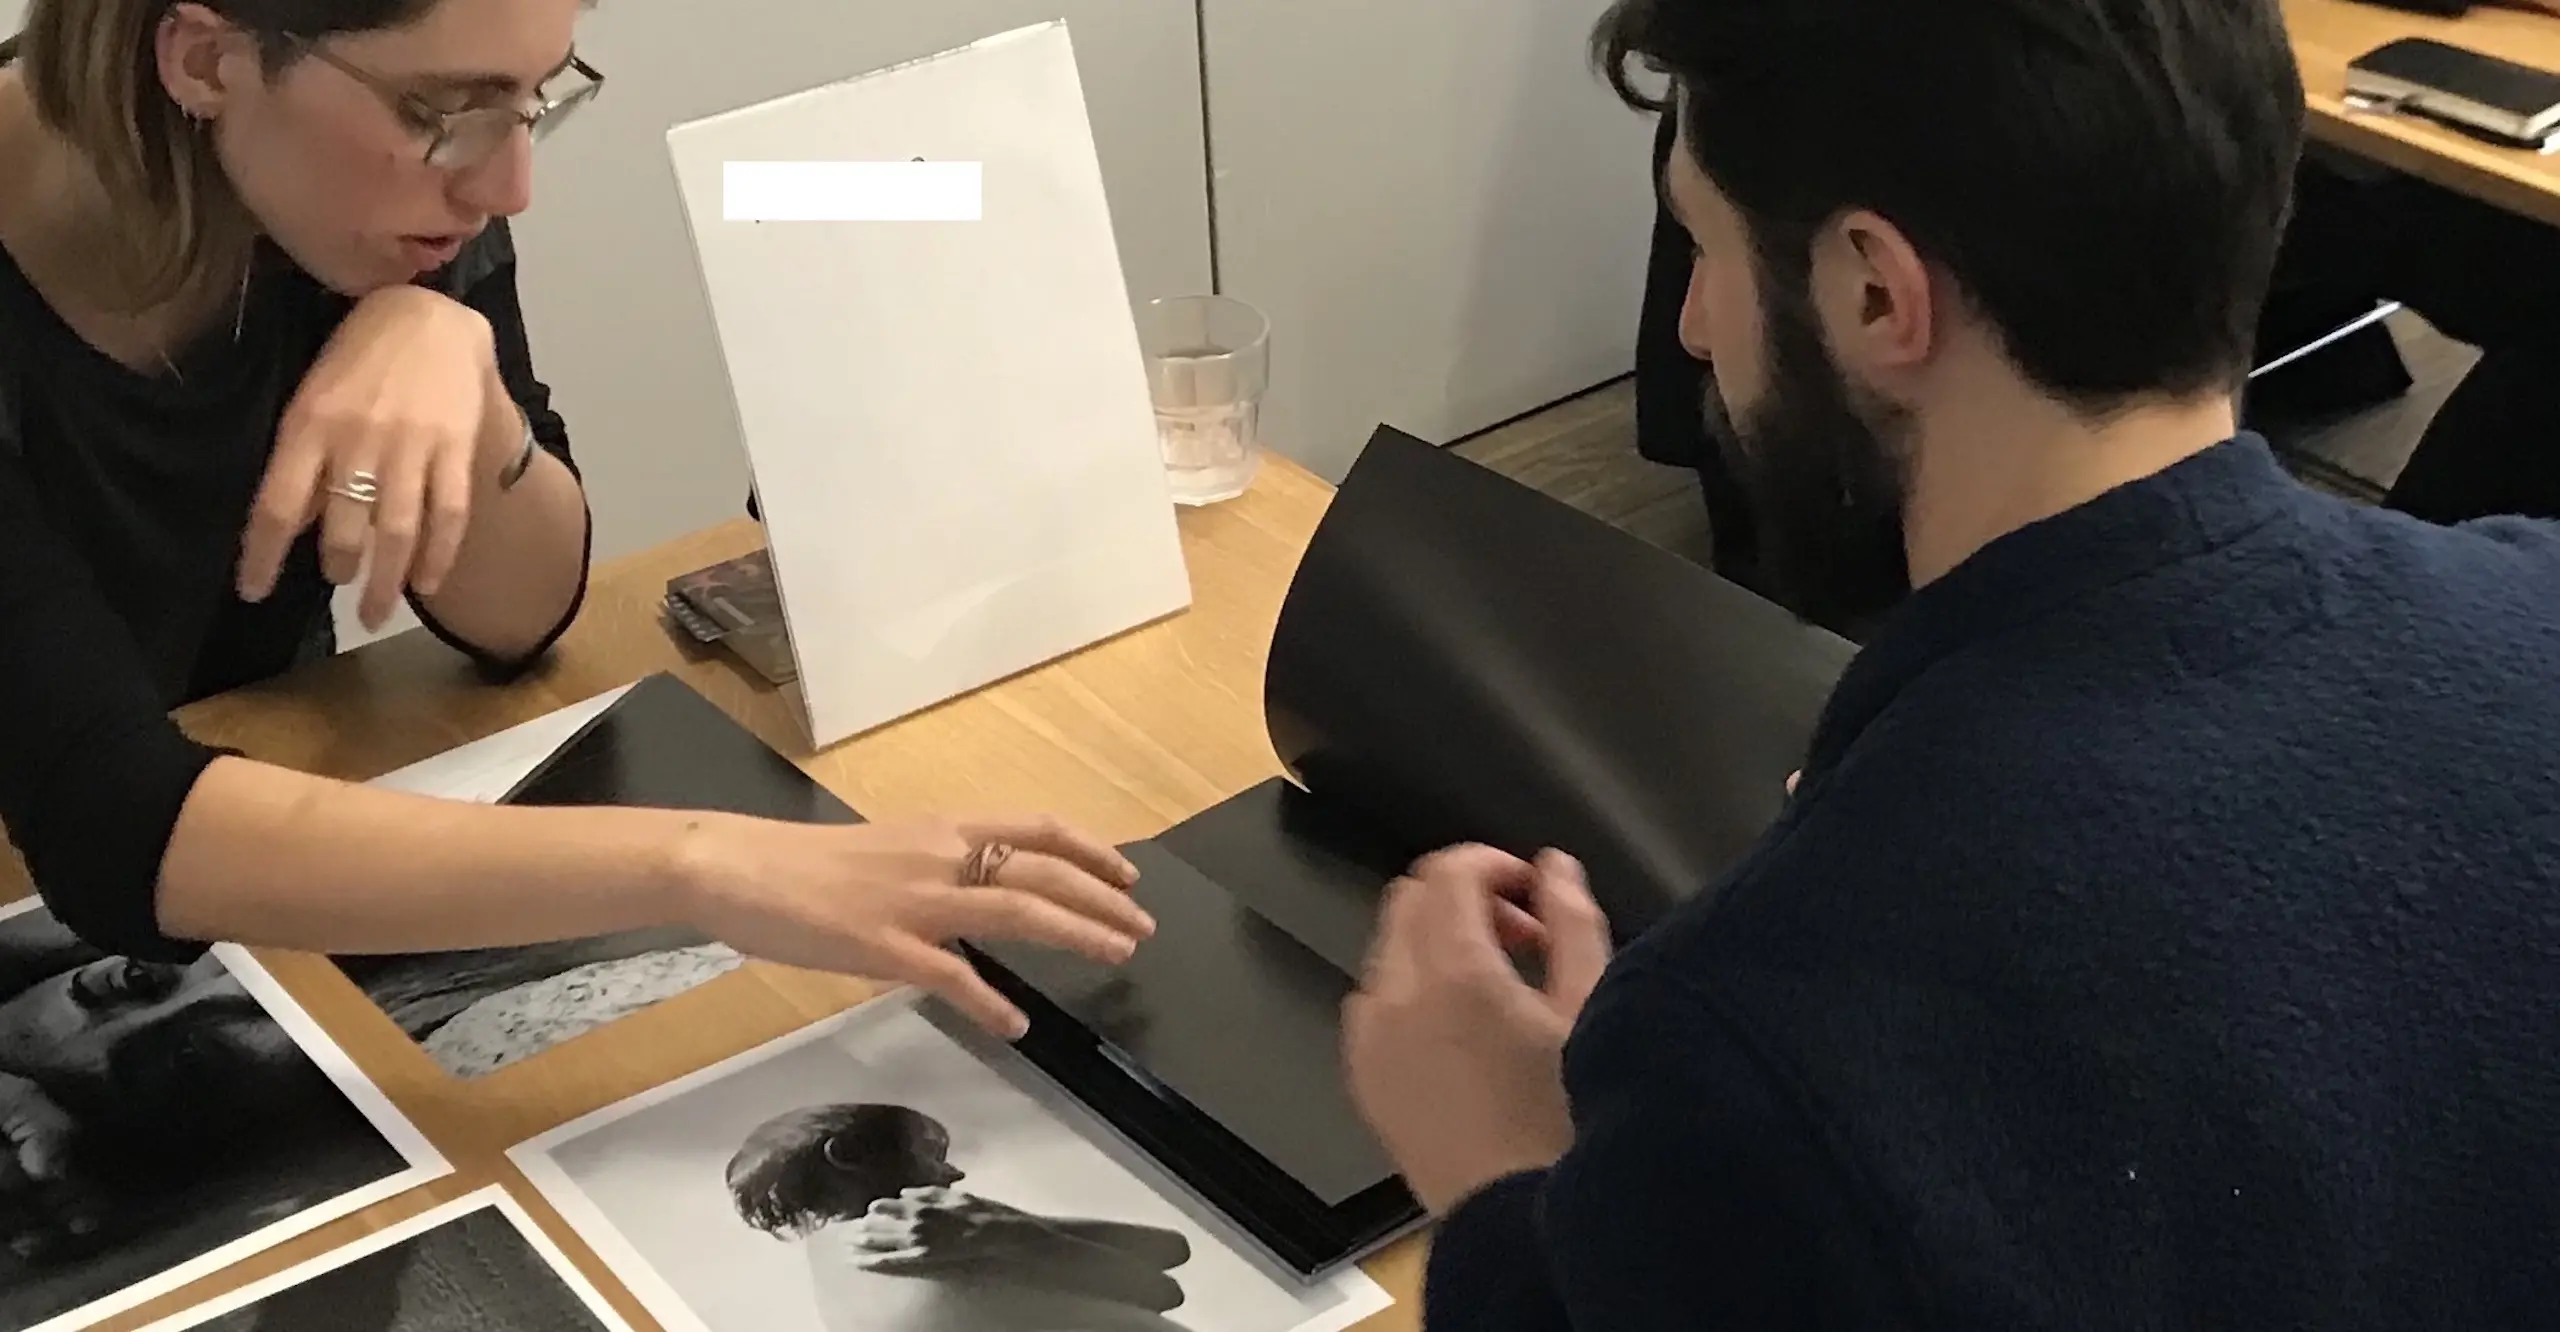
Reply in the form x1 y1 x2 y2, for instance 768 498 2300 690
978 840 1386 1205
1264 425 1854 940
972 426 1856 1274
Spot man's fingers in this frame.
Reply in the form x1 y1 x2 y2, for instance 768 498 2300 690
1362 875 1432 992
1404 854 1514 976
1408 843 1538 958
1531 850 1612 1013
1408 843 1536 897
884 937 1029 1039
925 885 1140 968
962 816 1140 889
1492 898 1549 952
984 849 1155 941
412 434 477 600
1786 769 1802 795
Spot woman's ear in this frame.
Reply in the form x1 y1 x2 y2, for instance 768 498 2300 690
155 3 256 121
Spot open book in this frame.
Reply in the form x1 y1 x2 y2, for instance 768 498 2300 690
972 424 1855 1275
463 425 1852 1281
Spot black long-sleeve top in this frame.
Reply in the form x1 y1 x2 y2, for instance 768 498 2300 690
1423 438 2560 1330
0 214 588 962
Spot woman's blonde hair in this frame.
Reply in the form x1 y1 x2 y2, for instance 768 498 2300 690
13 0 433 310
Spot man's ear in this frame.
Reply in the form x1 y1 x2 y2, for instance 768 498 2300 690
156 3 258 120
1814 210 1935 378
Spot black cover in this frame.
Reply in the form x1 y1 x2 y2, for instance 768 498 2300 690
495 672 858 824
333 674 862 1068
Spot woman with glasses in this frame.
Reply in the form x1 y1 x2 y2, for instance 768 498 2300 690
0 0 1153 1137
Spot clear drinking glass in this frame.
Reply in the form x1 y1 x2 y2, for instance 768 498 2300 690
1137 295 1269 506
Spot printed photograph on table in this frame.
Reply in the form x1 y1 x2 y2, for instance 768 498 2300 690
0 898 449 1332
340 678 833 1079
132 1186 634 1332
510 994 1393 1332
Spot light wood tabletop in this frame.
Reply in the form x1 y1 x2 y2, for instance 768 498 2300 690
2287 0 2560 226
22 453 1426 1331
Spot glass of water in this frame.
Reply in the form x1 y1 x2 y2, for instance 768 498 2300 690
1137 295 1269 506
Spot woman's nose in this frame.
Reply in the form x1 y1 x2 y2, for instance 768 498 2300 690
450 131 537 220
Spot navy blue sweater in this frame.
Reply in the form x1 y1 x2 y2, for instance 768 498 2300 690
1426 436 2560 1330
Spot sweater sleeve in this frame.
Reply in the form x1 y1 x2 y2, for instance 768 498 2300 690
405 221 593 680
1423 1171 1570 1331
0 424 220 962
1421 969 1920 1331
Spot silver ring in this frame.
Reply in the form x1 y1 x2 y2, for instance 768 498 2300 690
325 471 381 506
956 842 1015 888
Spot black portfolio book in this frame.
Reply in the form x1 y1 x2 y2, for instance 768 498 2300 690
976 424 1855 1277
436 425 1853 1279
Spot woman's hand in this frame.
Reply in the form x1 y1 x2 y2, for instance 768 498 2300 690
675 814 1154 1039
237 285 510 630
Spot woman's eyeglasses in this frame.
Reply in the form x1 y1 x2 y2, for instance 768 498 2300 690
294 38 605 170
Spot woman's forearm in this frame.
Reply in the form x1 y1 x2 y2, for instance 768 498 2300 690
412 388 589 661
155 755 707 955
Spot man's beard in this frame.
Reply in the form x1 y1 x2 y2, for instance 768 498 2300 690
1713 285 1913 639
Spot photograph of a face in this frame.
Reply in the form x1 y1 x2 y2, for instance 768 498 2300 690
511 995 1393 1332
347 688 746 1080
133 1186 633 1332
0 898 449 1332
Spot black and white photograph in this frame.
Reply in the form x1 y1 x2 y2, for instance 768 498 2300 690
511 995 1393 1332
132 1186 634 1332
0 898 449 1332
346 689 748 1080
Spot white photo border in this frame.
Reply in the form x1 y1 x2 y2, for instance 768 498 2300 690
0 895 453 1332
127 1184 637 1332
509 990 1395 1332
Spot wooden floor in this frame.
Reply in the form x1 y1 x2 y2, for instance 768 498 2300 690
1450 379 1718 563
1452 311 2474 559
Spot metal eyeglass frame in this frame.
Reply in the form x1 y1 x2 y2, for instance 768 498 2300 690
291 37 605 169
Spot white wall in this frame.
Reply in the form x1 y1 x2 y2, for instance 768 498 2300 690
0 2 24 37
1200 0 1657 480
510 0 1215 562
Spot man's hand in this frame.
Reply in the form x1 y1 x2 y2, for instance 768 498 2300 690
1343 844 1613 1215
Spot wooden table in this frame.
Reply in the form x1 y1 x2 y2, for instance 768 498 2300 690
2288 0 2560 226
61 455 1425 1331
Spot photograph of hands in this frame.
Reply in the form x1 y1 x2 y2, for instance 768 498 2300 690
512 996 1389 1332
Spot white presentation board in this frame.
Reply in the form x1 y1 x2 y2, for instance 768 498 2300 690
667 20 1193 749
